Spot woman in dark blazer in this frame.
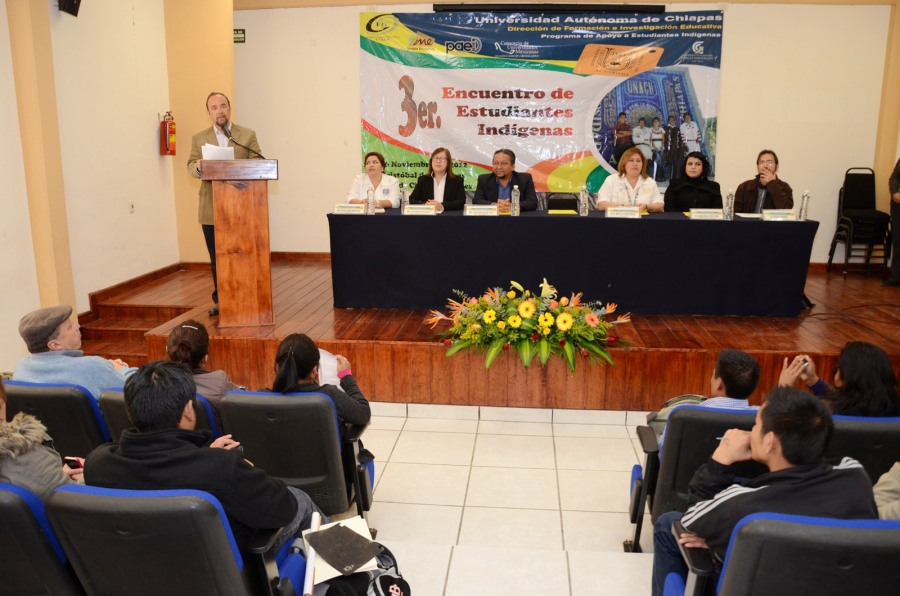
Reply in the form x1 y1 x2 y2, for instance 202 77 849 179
663 151 722 212
409 147 466 211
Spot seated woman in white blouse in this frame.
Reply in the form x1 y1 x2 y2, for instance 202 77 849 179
408 147 466 212
346 151 400 208
596 146 664 212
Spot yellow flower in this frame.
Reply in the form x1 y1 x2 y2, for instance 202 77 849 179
497 321 506 330
525 290 531 297
471 323 481 330
518 300 536 319
542 326 550 336
538 313 555 327
483 310 497 324
508 315 522 328
507 291 516 299
556 312 574 331
559 296 569 306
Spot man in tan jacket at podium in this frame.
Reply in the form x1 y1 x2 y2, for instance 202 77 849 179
187 92 263 317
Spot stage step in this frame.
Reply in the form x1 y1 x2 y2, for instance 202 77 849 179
81 339 149 368
80 319 158 344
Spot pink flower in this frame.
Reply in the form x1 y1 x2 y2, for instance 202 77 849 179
549 300 559 309
585 313 600 328
469 297 478 305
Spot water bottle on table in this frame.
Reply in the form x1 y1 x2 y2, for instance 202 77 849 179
511 185 520 216
400 182 408 213
579 186 589 216
366 187 376 215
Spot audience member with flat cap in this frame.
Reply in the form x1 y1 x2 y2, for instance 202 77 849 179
0 380 82 499
651 386 877 596
187 91 263 317
346 151 400 209
408 147 466 212
663 151 722 212
596 146 664 212
13 305 135 401
85 361 325 556
733 149 793 213
779 341 900 417
473 149 538 212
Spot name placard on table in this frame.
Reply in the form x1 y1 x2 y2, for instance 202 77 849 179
762 209 797 221
606 206 641 219
333 204 366 214
403 204 436 215
689 208 724 220
464 205 499 216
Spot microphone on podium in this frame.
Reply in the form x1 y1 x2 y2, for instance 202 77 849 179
220 123 266 159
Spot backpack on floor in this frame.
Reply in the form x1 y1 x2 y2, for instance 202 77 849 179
323 544 410 596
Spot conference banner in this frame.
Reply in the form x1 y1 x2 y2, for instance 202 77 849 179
360 10 724 193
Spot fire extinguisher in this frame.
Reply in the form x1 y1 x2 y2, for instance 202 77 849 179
160 111 176 156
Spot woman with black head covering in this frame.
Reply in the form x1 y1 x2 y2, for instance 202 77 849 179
663 151 722 212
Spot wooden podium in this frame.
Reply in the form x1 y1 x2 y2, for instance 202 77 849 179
200 160 278 328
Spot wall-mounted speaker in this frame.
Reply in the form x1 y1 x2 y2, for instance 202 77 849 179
59 0 81 17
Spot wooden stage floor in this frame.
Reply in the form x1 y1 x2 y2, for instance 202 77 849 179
84 260 900 412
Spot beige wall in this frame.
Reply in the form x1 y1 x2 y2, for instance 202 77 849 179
0 1 41 370
49 0 179 313
164 0 236 263
235 3 890 262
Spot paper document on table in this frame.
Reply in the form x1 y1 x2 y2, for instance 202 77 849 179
302 516 378 584
201 144 234 160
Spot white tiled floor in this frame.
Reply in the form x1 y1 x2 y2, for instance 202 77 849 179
366 406 655 596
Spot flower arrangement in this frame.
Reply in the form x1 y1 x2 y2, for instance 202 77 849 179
426 279 631 372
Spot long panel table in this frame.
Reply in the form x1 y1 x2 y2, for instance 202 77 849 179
327 211 819 316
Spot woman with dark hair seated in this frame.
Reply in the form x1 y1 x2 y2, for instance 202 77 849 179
663 151 722 212
779 341 900 417
271 334 371 428
408 147 466 212
167 319 241 428
0 381 81 499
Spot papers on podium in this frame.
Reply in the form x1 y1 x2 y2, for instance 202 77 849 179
201 144 235 160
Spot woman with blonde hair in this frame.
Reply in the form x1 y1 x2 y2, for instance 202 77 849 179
596 146 664 212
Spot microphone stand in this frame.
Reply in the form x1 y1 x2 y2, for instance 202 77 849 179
220 123 266 159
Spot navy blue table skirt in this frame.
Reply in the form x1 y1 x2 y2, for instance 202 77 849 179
327 211 818 316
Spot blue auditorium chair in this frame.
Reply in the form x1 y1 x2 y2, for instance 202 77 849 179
829 415 900 482
46 485 304 596
99 389 221 441
625 406 762 553
667 513 900 596
219 391 373 519
0 483 84 595
3 380 111 457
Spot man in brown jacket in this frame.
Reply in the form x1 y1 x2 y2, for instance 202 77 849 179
187 92 263 316
733 149 793 214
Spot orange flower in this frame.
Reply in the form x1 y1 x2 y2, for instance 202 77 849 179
585 313 600 327
605 302 617 314
486 287 500 303
448 299 466 314
616 313 632 323
426 310 451 329
570 292 583 307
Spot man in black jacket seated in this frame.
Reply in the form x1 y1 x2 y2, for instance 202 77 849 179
473 148 538 212
650 386 877 596
85 361 324 556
